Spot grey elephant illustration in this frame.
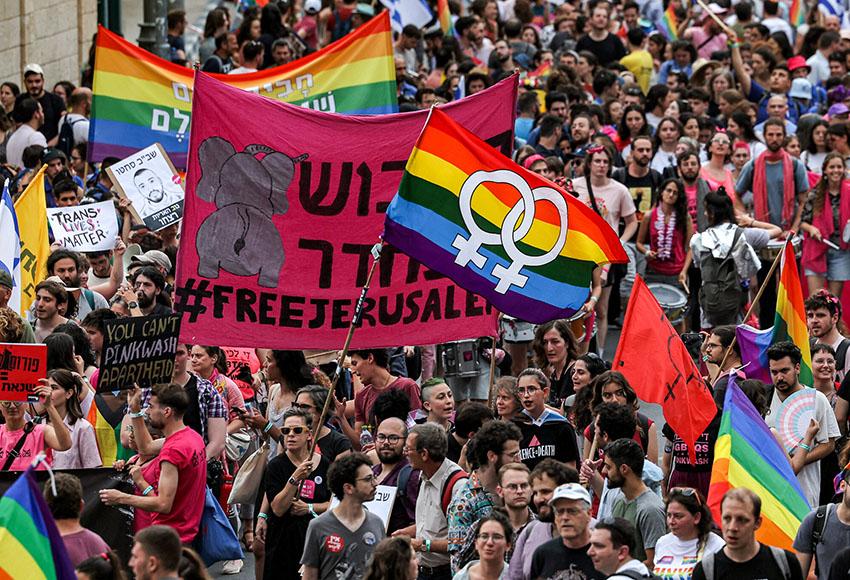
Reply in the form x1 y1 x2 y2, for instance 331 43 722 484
195 137 306 288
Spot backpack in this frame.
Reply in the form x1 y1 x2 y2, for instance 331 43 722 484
613 569 664 580
698 227 746 325
811 504 832 576
700 546 791 580
441 467 468 513
836 339 850 377
57 117 83 157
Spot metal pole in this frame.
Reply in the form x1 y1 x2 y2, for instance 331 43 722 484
139 0 169 59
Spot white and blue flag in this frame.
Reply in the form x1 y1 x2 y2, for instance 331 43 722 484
0 180 21 312
380 0 434 33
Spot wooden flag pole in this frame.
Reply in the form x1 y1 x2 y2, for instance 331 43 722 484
694 0 737 37
487 333 499 405
311 241 383 443
715 236 788 375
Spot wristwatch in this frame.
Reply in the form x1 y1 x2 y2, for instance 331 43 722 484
128 301 139 309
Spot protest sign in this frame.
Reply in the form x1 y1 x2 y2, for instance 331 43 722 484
329 485 397 531
99 314 181 391
47 200 119 252
106 143 184 232
0 343 47 401
174 72 515 350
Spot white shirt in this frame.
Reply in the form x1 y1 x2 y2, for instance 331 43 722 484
767 387 841 507
762 16 793 45
5 124 47 168
653 533 725 580
57 113 90 144
609 559 650 580
228 66 258 75
807 51 831 86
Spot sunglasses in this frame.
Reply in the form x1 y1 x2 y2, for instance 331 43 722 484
281 426 307 435
669 486 701 506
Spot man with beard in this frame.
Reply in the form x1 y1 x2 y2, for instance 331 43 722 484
606 439 666 567
100 383 207 543
131 168 183 218
702 326 744 400
302 453 385 580
128 526 182 580
131 266 172 316
678 150 713 329
529 484 604 580
491 39 516 83
447 420 522 572
766 342 840 508
575 4 625 66
372 417 421 534
21 63 65 143
508 459 579 580
33 280 70 342
613 136 662 225
46 249 109 321
806 291 850 380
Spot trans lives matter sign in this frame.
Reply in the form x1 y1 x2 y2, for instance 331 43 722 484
47 200 119 252
99 314 180 391
0 343 47 401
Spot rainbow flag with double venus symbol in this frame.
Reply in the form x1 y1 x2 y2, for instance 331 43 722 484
0 468 76 580
383 109 628 324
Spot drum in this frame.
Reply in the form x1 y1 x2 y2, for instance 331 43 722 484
500 316 536 343
567 311 597 343
760 235 802 261
439 340 482 378
647 283 689 326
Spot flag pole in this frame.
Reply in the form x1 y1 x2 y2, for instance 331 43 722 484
311 240 383 443
487 332 499 405
716 235 789 374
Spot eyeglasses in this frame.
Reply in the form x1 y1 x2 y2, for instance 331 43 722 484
502 482 530 492
281 426 307 435
375 433 403 444
555 506 585 516
357 474 378 483
0 401 24 408
292 402 315 411
669 487 701 506
516 385 541 395
476 533 506 542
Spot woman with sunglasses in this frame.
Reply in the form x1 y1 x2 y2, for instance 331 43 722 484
653 488 723 580
40 369 100 469
453 511 513 580
260 407 330 579
294 384 352 461
583 372 658 464
0 380 71 471
700 131 741 209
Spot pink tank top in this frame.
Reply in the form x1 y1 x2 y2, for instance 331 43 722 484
0 423 52 471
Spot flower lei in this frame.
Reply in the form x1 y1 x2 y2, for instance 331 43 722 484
655 206 676 261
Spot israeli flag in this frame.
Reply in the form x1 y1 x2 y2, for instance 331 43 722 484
380 0 434 33
819 0 848 20
0 180 21 312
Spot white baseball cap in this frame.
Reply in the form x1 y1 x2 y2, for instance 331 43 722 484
548 483 592 506
24 63 44 77
304 0 321 15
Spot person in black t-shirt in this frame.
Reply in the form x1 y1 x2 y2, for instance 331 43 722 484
692 488 803 580
613 135 663 226
530 483 606 580
21 64 65 143
575 5 626 66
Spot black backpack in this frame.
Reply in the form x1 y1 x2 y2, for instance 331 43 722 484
698 227 745 326
57 117 83 157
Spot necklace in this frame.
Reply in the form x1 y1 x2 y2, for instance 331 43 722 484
655 206 676 260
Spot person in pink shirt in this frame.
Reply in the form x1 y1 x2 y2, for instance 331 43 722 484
100 383 207 543
190 345 247 433
0 381 71 471
683 5 728 60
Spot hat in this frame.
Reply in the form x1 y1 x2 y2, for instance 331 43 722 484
0 270 12 290
523 154 546 169
304 0 321 15
23 63 44 77
355 3 374 16
829 103 850 117
130 250 172 273
44 275 78 292
549 483 592 506
786 56 811 74
790 78 813 99
701 2 728 21
41 147 66 164
690 59 720 86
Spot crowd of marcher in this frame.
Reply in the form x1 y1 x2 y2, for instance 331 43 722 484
5 0 850 579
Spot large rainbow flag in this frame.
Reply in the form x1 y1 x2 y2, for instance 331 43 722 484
0 468 76 580
89 12 396 169
790 0 806 27
708 378 810 551
383 109 628 323
736 241 813 385
659 3 679 40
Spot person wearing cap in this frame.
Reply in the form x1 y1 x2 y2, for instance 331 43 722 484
0 271 37 343
682 4 728 61
5 96 46 168
588 517 651 579
789 79 816 116
808 32 841 87
528 483 604 580
22 63 65 144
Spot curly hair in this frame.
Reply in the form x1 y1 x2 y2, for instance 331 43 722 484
0 307 24 342
466 419 522 470
363 536 415 580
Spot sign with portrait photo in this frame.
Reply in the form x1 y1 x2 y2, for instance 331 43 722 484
106 143 184 232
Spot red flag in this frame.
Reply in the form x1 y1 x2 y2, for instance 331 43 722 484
613 276 716 463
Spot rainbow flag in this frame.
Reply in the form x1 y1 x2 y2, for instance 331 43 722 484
659 3 679 40
89 12 397 169
708 377 810 550
383 109 628 323
735 241 813 385
790 0 806 27
0 468 76 580
438 0 452 34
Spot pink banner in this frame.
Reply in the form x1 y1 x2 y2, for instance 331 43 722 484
174 72 516 349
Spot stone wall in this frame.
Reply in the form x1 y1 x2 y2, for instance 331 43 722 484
0 0 98 89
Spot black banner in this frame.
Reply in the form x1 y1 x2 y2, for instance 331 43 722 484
99 314 181 391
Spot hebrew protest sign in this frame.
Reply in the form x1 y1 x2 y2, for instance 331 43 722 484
106 143 184 232
99 314 181 391
0 343 47 401
47 201 119 252
329 485 397 531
